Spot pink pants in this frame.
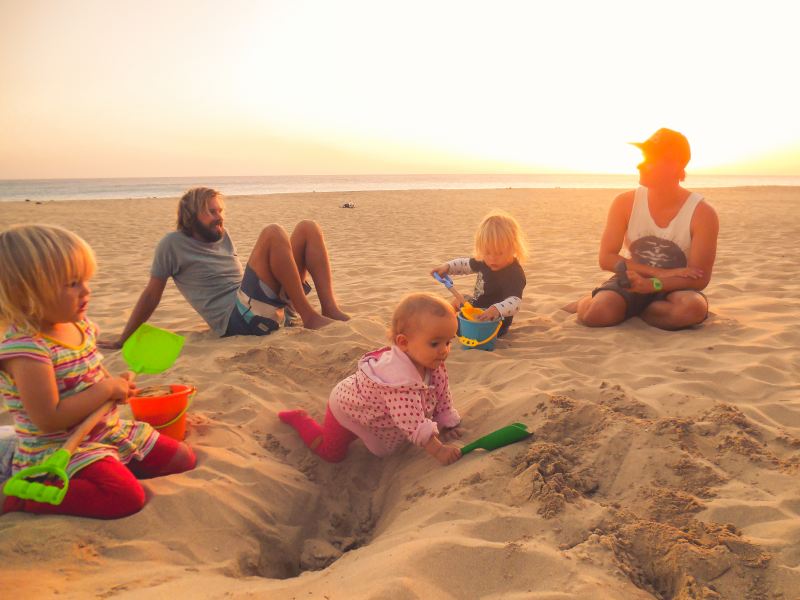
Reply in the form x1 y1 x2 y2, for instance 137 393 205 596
279 406 358 462
3 434 196 519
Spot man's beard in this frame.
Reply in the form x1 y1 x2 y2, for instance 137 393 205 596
194 220 224 242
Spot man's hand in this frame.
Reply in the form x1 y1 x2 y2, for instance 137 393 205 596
97 338 122 350
627 271 661 294
476 306 501 322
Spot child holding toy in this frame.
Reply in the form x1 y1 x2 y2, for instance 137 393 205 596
279 293 462 465
0 224 196 519
431 210 527 337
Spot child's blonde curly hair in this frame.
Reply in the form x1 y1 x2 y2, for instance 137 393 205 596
474 210 528 264
0 224 96 332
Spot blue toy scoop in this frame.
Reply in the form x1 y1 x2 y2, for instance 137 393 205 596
433 272 454 288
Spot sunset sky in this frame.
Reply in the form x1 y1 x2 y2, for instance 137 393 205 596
1 0 799 179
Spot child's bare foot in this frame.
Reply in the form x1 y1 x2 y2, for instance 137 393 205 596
323 307 351 321
303 313 334 329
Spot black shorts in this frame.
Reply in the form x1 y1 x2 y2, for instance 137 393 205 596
592 276 708 320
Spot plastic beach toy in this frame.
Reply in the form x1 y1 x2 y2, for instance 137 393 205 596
457 303 503 351
129 384 194 440
123 324 191 440
122 323 185 374
460 422 532 455
432 271 465 306
2 401 113 505
433 272 454 288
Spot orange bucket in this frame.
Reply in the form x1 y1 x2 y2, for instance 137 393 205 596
129 384 194 441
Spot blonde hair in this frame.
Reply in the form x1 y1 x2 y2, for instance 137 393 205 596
474 210 528 264
389 292 455 340
177 187 222 235
0 224 96 332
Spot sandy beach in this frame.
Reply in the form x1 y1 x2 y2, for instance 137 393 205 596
1 187 799 599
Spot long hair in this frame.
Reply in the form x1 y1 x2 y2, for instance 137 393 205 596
0 224 96 332
176 187 222 235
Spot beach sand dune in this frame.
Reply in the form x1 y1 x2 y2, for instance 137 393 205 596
1 187 799 599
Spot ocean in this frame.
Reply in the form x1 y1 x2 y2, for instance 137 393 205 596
1 173 799 203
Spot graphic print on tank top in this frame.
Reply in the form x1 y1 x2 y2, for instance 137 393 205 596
629 236 687 269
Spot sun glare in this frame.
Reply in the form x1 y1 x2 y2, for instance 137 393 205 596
1 1 799 178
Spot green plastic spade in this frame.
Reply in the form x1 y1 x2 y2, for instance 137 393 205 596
460 422 532 455
3 400 113 505
122 323 185 374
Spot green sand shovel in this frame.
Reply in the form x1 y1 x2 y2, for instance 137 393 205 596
122 323 185 375
3 324 185 505
460 422 532 455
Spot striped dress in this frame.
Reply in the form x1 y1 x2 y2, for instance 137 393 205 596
0 320 158 476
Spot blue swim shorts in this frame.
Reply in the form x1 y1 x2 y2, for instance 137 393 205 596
224 265 312 337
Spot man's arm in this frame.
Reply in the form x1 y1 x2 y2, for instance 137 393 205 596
598 191 634 272
111 277 168 347
626 202 719 294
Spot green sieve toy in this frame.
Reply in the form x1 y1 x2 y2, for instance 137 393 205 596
460 422 532 455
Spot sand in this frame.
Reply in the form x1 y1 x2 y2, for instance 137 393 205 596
1 187 799 599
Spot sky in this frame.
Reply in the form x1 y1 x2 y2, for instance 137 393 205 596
1 0 799 179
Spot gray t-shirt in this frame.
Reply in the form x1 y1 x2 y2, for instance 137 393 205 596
151 231 243 336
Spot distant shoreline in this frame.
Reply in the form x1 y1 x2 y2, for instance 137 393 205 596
3 173 800 203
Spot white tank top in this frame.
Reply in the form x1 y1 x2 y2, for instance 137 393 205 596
624 186 703 268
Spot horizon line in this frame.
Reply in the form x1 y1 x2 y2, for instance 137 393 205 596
3 171 800 183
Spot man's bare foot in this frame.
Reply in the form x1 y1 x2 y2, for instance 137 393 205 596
322 307 351 321
303 313 335 329
561 300 579 314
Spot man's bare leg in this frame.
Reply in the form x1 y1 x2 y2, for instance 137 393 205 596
247 224 332 329
290 220 350 321
641 291 707 330
575 292 627 327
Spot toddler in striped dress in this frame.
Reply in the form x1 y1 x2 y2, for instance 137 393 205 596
0 225 196 519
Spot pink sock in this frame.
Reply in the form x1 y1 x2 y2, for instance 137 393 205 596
279 410 323 447
279 407 357 463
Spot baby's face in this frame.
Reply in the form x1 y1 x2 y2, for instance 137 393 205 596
400 312 458 376
481 246 515 271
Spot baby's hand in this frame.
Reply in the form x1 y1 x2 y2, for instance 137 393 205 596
476 306 501 321
106 372 136 403
435 444 462 466
430 264 450 278
439 426 464 442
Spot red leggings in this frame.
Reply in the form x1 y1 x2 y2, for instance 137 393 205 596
279 406 357 462
2 434 196 519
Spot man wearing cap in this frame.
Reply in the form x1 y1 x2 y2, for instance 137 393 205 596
573 128 719 329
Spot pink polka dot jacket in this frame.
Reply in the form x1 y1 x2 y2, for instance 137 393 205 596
328 346 461 457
